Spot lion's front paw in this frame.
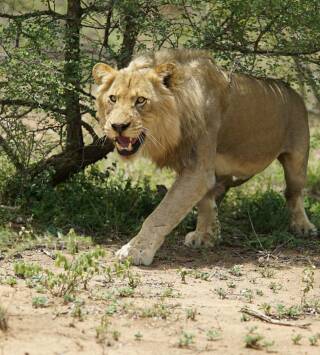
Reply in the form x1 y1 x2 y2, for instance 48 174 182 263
290 220 318 237
184 230 220 249
116 239 157 266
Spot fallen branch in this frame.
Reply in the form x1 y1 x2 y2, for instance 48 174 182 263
240 307 311 329
40 249 56 260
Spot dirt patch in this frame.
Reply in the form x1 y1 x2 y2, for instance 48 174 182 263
1 244 320 355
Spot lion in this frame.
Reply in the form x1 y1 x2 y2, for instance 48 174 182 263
92 49 317 266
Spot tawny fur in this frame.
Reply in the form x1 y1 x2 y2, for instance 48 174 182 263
93 49 317 266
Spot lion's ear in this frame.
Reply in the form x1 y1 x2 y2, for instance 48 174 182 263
155 63 176 88
92 63 117 85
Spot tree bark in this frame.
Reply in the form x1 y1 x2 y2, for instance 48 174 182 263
117 7 140 68
64 0 83 151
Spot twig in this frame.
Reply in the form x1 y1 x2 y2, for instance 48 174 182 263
40 249 56 260
241 307 311 329
0 98 66 115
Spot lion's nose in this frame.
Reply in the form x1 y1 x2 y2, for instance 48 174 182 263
111 122 131 134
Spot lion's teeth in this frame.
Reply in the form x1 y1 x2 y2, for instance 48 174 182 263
115 141 133 151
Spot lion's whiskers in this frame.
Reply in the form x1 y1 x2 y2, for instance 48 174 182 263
142 127 166 151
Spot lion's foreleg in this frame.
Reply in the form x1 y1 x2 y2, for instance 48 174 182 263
116 168 215 265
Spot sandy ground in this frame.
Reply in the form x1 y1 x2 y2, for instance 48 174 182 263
1 242 320 355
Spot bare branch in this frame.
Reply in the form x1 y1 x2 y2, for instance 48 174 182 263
253 18 277 52
0 10 66 21
205 42 320 57
79 104 97 120
81 120 99 141
0 99 66 115
99 0 115 58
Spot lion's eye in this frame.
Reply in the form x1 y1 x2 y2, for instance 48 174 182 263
109 95 117 103
136 96 146 105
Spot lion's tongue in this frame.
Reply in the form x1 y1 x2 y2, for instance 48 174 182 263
116 136 139 148
117 136 131 148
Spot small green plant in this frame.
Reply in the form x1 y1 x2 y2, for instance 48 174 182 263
63 294 75 304
0 305 8 332
259 267 275 278
240 288 254 303
141 303 171 319
14 262 41 279
309 334 320 346
227 281 236 289
105 302 118 316
206 328 221 341
104 259 139 288
192 270 210 281
229 265 243 277
275 304 301 319
99 291 116 301
186 308 197 321
244 327 273 350
96 316 109 343
240 313 251 322
260 303 272 316
292 333 303 345
256 289 264 296
215 287 227 299
66 229 80 255
117 286 134 297
43 247 105 297
112 330 120 341
161 287 175 298
4 276 17 286
71 301 85 321
178 268 190 283
25 279 37 289
178 331 194 348
32 296 48 308
269 281 282 293
134 331 143 341
301 266 315 305
303 298 320 315
35 284 46 294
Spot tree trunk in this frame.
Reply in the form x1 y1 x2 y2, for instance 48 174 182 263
117 7 140 68
64 0 83 151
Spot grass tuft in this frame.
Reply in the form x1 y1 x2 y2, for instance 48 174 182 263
0 305 8 332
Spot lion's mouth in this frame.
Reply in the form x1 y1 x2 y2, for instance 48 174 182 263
115 132 145 156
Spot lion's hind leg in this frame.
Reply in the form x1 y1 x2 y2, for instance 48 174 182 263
184 192 221 248
278 152 317 236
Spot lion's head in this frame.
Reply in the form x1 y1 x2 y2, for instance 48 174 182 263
93 60 183 165
93 50 227 170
